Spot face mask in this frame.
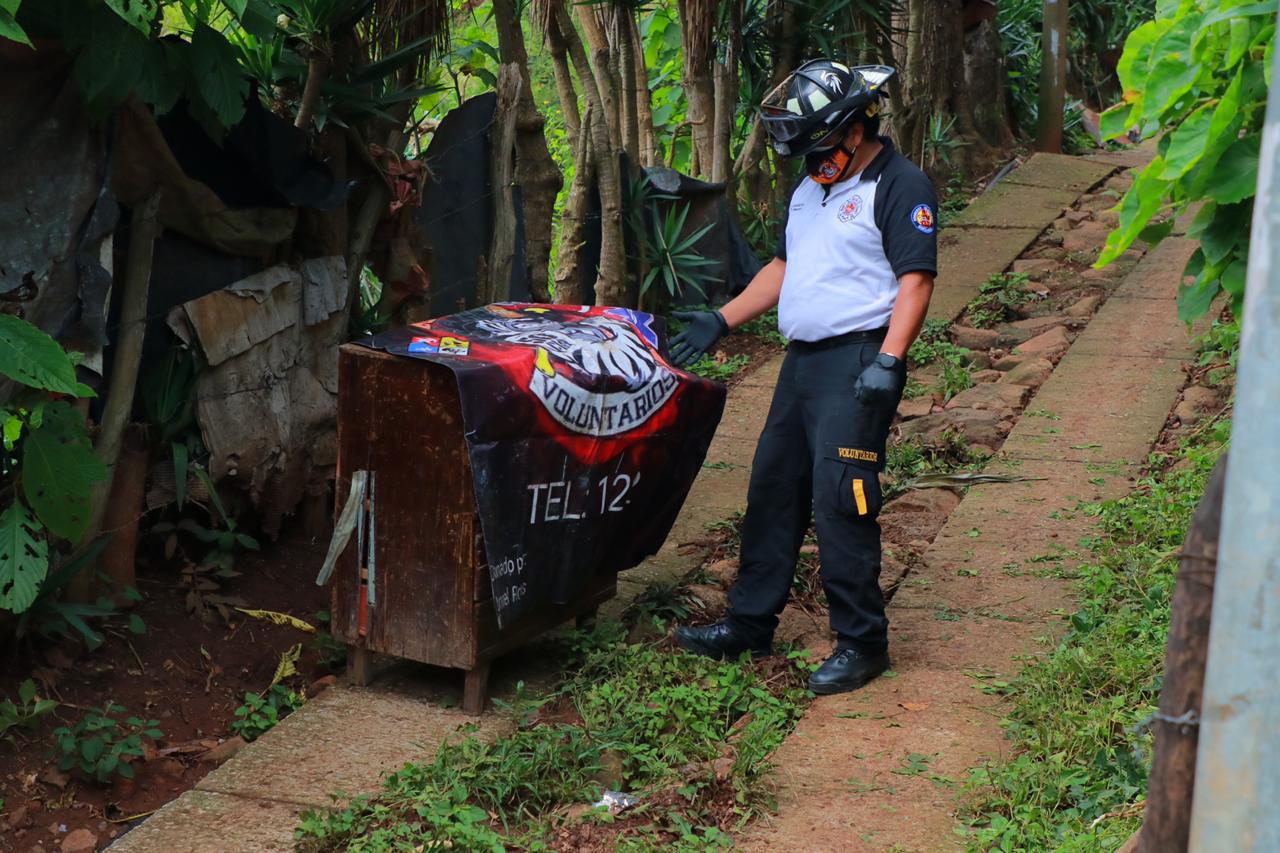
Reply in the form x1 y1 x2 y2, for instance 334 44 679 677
806 143 855 185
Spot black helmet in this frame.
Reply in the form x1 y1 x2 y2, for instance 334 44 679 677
761 60 895 158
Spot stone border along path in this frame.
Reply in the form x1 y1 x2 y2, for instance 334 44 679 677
737 226 1202 846
107 152 1127 852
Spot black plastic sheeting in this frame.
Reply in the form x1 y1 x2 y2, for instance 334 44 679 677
418 92 530 317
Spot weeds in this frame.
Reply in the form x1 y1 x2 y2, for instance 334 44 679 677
737 308 788 348
231 685 306 742
0 679 57 739
295 623 811 850
884 432 985 499
908 319 974 401
50 704 163 784
964 417 1230 850
687 353 750 382
966 273 1036 329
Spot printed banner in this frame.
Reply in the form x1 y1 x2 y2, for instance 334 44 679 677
357 304 726 628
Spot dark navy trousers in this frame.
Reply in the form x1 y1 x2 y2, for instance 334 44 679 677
727 336 903 653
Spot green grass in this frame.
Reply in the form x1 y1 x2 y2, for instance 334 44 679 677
295 623 812 851
966 273 1037 329
737 308 788 348
686 353 750 382
963 417 1230 852
884 431 986 499
908 319 975 401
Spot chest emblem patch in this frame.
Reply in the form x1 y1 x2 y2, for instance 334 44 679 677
837 195 864 222
911 203 935 234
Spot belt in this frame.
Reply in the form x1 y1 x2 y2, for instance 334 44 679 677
789 327 888 351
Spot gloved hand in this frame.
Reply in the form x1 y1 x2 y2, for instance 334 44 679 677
853 353 905 409
669 310 729 367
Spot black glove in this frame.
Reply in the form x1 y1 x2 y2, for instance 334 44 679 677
669 310 729 367
853 352 905 409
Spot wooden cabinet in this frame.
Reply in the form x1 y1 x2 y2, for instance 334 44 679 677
331 344 616 712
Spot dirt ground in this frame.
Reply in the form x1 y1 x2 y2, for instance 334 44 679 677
0 536 334 852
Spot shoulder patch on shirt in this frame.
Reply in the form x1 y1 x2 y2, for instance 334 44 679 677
910 203 935 234
837 195 864 222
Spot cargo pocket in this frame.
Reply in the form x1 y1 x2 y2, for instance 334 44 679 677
818 446 884 520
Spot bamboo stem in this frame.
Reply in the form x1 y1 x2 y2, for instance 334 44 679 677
72 188 162 602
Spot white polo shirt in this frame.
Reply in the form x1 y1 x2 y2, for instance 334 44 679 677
775 138 938 342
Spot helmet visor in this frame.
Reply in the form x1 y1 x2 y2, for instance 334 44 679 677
761 104 807 143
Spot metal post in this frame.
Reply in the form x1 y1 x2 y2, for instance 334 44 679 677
1036 0 1068 152
1187 16 1280 852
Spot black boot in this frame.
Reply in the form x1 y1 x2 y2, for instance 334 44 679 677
807 647 890 694
674 620 773 660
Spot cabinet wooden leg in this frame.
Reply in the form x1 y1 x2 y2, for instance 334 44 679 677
346 646 372 686
576 607 599 630
462 662 491 715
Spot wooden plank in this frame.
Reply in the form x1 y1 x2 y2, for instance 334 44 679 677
332 345 479 670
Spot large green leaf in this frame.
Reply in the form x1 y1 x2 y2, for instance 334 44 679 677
192 23 249 130
21 402 106 541
1177 263 1222 322
1206 135 1261 204
1202 1 1278 28
0 0 31 48
1227 17 1254 66
72 9 146 112
1098 104 1134 142
1141 14 1204 123
1116 19 1166 92
1192 201 1252 266
136 39 189 116
0 501 48 614
0 314 84 395
104 0 158 34
1096 157 1170 266
1159 102 1214 179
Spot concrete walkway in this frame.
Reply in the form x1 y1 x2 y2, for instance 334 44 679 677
110 152 1122 851
737 236 1198 852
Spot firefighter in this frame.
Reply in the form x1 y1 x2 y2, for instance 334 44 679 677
669 59 938 695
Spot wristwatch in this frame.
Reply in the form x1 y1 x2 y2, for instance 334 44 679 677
874 353 901 370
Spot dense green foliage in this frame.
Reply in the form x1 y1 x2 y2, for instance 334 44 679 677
965 409 1230 851
0 315 103 617
295 624 811 850
50 703 164 783
1097 0 1274 321
231 684 306 741
1001 0 1158 144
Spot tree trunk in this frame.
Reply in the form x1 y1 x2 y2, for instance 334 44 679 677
738 0 796 212
485 65 522 304
628 13 658 167
544 16 581 148
72 188 162 602
678 0 717 178
554 2 627 306
1135 456 1228 853
964 17 1015 150
900 0 997 176
554 106 597 306
575 5 622 153
1036 0 1068 152
493 0 564 301
615 10 641 170
710 1 740 186
99 426 148 598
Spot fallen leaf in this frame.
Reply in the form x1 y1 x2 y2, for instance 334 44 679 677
899 702 930 712
271 643 303 686
234 608 316 633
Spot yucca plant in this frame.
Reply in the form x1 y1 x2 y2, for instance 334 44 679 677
640 203 720 299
